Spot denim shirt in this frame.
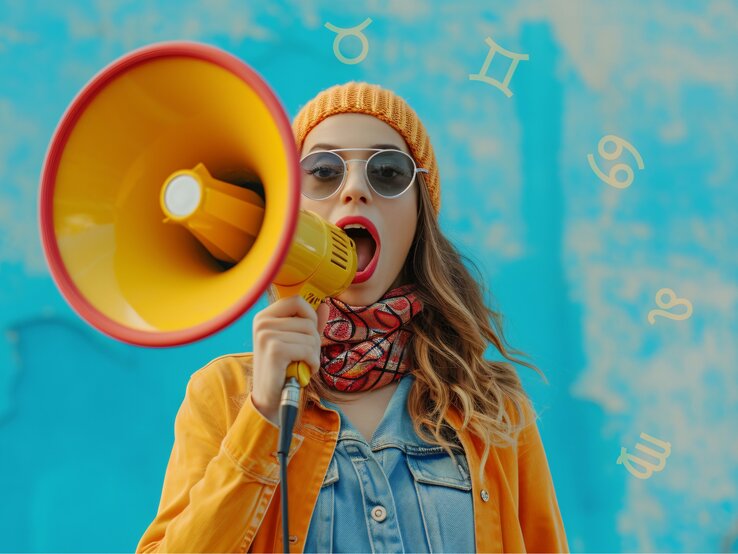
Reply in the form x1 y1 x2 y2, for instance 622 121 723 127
304 374 476 553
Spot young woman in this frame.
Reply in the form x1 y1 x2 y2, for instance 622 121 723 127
137 81 569 553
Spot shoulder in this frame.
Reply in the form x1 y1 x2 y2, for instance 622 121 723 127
191 351 254 385
501 394 540 454
189 352 255 417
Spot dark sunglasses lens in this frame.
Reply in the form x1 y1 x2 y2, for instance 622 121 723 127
300 151 344 198
367 151 415 196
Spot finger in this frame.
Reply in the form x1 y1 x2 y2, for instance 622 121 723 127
265 295 317 323
280 343 321 375
259 316 317 336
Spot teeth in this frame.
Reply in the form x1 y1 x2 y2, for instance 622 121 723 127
343 224 367 230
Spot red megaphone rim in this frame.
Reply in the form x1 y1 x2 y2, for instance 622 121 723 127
38 41 300 347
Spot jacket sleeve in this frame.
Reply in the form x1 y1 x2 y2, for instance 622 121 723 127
136 370 303 553
517 411 569 553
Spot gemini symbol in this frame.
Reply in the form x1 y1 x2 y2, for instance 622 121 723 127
469 36 529 98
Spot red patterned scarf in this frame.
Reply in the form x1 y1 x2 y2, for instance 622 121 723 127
319 283 423 392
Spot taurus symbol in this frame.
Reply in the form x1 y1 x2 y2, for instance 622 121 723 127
325 18 373 65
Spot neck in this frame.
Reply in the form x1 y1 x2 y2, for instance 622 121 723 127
328 378 402 404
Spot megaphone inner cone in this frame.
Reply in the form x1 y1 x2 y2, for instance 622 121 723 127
41 45 302 344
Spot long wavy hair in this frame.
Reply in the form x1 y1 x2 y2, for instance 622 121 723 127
265 172 547 482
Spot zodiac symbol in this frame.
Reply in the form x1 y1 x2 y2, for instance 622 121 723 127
587 134 645 189
324 18 373 65
468 36 529 98
647 287 693 324
616 432 671 479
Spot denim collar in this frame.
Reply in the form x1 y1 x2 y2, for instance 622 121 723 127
319 373 444 451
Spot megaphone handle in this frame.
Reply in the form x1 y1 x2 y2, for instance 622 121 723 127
272 284 325 389
286 360 312 388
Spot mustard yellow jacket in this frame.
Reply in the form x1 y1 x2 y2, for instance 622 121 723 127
137 353 569 553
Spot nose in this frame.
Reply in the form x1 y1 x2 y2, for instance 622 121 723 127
339 159 373 207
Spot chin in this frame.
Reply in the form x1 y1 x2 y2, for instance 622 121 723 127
331 255 405 305
334 280 388 306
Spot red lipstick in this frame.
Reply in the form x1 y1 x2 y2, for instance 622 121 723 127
334 215 381 284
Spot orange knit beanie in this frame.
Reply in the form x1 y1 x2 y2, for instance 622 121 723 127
291 81 440 216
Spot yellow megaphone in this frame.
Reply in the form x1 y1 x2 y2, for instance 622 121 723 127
38 41 357 387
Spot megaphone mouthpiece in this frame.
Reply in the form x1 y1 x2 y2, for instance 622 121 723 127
161 162 265 264
162 174 202 218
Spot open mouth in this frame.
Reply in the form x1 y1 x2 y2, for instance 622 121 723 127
336 217 382 284
343 227 378 272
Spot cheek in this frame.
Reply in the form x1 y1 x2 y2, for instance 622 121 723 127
391 198 418 246
299 197 326 218
384 213 416 263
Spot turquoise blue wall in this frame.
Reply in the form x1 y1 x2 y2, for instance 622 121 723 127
1 1 737 551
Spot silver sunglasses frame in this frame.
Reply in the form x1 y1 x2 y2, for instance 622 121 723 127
299 148 429 201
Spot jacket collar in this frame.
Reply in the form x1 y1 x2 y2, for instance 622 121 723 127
308 373 468 451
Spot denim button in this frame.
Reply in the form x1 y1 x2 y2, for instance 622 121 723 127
481 489 490 502
371 505 387 522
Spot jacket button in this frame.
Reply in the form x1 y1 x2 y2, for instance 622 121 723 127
288 535 298 544
371 505 387 522
481 489 490 502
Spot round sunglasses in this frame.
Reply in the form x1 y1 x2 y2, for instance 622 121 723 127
299 148 429 200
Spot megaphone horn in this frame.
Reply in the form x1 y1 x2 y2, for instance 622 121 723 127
39 41 357 362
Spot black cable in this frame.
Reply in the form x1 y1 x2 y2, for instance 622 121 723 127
278 377 301 553
278 451 289 553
